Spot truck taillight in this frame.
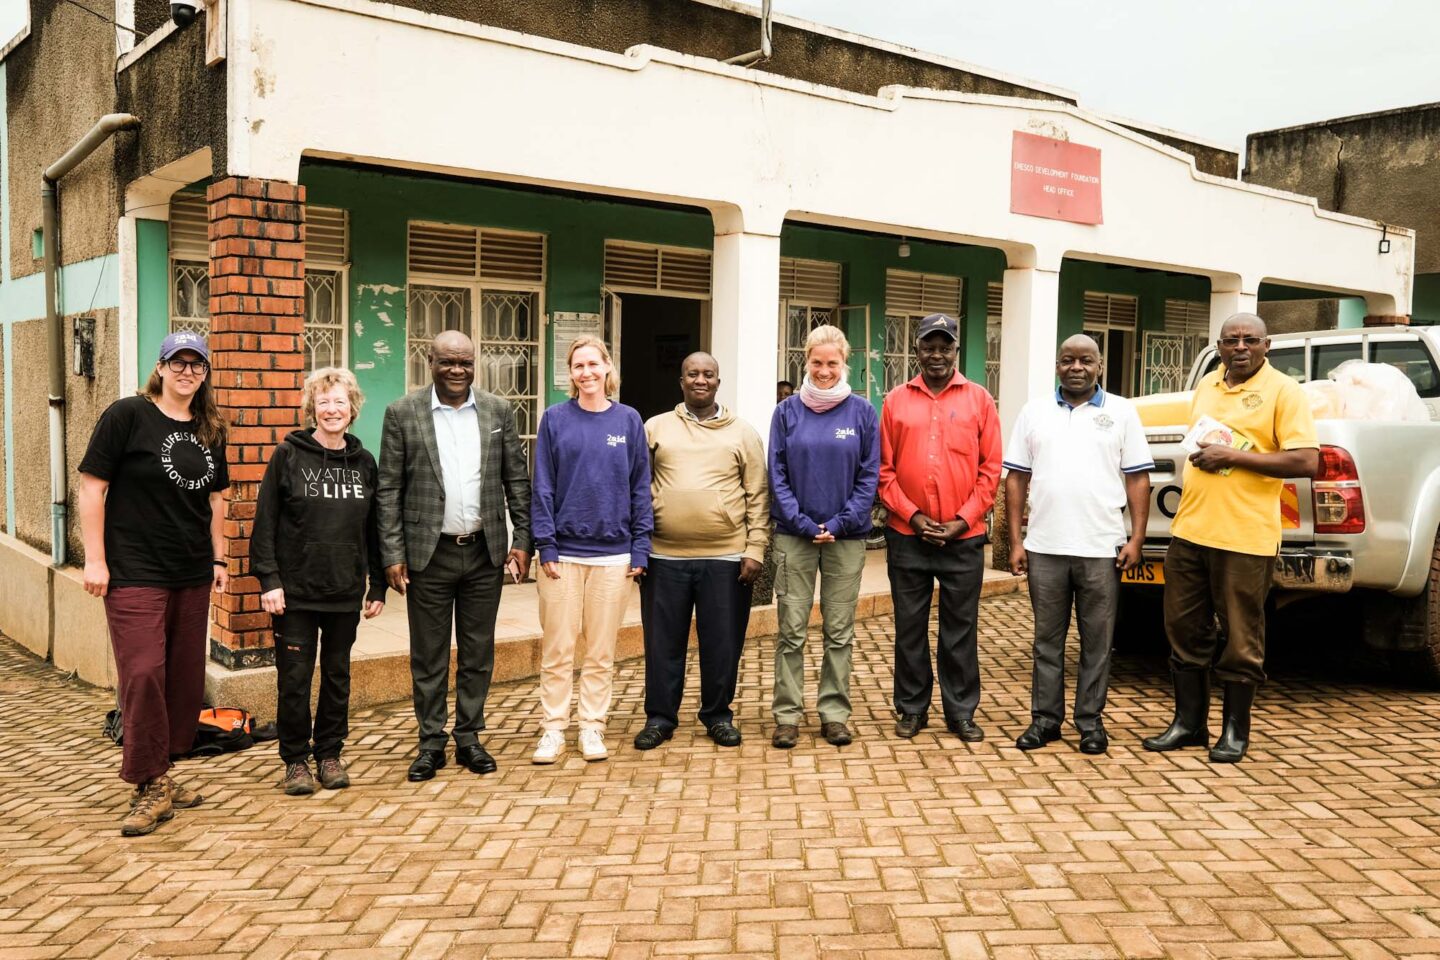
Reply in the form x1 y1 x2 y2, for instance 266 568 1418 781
1313 445 1365 534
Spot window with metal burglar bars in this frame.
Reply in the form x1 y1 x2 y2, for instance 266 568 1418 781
778 257 842 384
406 222 546 452
985 282 1003 398
1140 298 1209 394
883 269 963 393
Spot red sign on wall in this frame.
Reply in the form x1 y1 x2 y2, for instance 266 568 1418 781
1010 131 1103 224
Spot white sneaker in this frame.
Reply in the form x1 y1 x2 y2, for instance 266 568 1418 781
579 728 609 762
532 730 566 765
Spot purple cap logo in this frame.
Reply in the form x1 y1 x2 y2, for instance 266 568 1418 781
158 331 209 361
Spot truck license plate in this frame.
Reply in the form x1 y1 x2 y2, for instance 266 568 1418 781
1121 561 1164 585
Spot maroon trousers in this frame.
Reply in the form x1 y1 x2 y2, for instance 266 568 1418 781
103 584 211 784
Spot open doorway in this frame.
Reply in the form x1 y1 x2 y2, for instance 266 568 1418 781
604 292 705 421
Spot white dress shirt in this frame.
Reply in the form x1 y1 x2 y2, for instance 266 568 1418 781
431 387 483 535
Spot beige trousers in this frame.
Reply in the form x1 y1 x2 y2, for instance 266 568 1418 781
536 562 633 732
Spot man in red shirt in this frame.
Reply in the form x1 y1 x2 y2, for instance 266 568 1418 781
879 314 1002 742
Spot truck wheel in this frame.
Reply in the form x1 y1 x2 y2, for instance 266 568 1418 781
1390 531 1440 688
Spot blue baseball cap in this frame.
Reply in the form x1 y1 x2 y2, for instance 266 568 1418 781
159 331 209 361
917 313 959 341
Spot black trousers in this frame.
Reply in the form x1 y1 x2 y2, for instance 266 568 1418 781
887 530 985 724
407 534 505 751
640 557 752 730
273 608 361 764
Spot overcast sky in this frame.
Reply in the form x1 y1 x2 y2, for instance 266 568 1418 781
769 0 1440 147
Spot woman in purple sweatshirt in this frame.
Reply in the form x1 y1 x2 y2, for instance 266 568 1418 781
768 324 879 750
530 335 653 764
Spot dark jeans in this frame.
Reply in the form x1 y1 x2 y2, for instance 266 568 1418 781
1164 536 1272 685
640 557 752 731
104 584 211 784
273 608 361 763
887 530 985 724
1025 552 1117 732
408 534 504 751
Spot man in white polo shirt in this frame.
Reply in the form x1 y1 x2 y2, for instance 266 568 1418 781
1003 334 1153 755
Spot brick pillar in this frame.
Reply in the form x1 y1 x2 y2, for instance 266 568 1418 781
206 177 306 669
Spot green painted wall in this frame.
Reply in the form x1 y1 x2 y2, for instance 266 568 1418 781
1057 260 1210 339
136 218 170 380
301 163 714 450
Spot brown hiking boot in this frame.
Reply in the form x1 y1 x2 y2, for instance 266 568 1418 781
130 776 202 810
316 757 350 790
280 761 317 796
120 779 175 837
771 724 799 749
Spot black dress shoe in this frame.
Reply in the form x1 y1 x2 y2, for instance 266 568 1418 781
1078 724 1109 755
406 749 447 782
894 713 928 739
948 718 985 742
1015 722 1061 750
707 722 742 747
456 743 497 775
633 725 673 750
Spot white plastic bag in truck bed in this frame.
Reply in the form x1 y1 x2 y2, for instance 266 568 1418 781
1300 360 1429 422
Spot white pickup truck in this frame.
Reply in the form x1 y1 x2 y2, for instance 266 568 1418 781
1122 325 1440 684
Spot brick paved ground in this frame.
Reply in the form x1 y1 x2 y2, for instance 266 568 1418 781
3 593 1440 959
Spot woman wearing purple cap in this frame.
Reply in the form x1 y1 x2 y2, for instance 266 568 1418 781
78 332 230 836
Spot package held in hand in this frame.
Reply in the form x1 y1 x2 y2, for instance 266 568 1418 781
1181 415 1253 475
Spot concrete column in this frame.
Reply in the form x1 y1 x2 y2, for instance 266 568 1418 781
996 264 1061 440
206 176 307 669
1209 286 1258 339
711 229 781 440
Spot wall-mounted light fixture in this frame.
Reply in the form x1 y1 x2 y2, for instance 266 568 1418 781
1378 224 1391 255
898 237 911 259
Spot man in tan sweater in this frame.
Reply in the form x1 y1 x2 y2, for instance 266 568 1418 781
635 352 769 750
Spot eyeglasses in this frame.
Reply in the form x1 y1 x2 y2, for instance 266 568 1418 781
1218 336 1265 348
164 358 210 374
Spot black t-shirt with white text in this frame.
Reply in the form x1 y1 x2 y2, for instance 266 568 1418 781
78 395 230 587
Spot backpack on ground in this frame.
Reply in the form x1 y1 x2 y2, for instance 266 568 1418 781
188 707 277 756
101 706 277 755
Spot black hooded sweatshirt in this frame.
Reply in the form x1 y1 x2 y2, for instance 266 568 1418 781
252 428 387 613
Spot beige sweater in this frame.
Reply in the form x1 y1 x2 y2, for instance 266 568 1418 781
644 404 769 562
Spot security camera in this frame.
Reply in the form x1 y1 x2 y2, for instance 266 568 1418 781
171 0 198 27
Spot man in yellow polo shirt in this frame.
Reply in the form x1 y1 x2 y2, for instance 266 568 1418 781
1143 314 1318 764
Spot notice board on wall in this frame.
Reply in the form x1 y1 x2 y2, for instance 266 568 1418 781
1010 131 1103 225
552 312 603 388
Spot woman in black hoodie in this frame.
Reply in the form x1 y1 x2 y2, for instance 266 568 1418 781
253 367 386 795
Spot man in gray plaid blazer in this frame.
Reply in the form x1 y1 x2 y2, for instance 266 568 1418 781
377 331 532 781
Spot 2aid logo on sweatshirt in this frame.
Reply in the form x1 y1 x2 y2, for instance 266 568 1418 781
606 434 628 448
834 427 856 440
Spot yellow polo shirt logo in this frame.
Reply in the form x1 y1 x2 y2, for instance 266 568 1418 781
1170 360 1318 557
